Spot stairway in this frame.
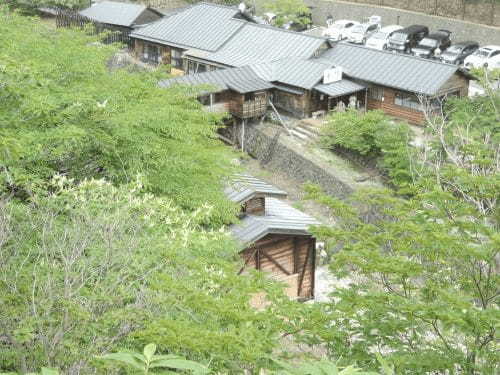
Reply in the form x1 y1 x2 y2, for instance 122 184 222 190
289 120 323 144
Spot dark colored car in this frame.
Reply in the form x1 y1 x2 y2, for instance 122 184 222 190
440 41 480 65
387 25 429 53
411 30 452 58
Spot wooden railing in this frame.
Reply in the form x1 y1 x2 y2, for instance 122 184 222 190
229 98 267 119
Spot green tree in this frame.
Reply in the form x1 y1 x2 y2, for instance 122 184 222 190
305 83 500 374
320 110 414 189
0 177 299 373
258 0 312 28
0 9 238 225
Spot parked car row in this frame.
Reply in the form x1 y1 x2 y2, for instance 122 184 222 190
322 17 500 70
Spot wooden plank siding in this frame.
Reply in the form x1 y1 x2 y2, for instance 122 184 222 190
366 72 469 125
240 234 315 300
367 87 426 125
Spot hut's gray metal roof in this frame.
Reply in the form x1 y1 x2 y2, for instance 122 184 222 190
319 43 461 96
231 198 320 244
224 174 287 204
79 1 147 27
130 3 244 51
203 23 328 67
158 66 271 94
314 79 366 98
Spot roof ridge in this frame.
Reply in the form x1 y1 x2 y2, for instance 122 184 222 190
232 19 329 41
333 42 458 69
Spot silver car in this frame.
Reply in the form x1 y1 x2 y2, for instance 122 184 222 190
347 23 381 44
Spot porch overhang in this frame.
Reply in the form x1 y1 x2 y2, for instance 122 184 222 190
314 79 366 98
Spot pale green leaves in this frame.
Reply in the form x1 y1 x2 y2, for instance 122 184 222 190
97 343 209 374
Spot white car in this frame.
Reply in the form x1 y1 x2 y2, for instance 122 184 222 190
365 25 404 50
464 45 500 70
346 22 381 44
322 20 359 41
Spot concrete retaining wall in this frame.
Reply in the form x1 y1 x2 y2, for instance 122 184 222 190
243 125 354 199
306 0 500 45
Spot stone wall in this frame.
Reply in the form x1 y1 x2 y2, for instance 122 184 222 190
306 0 500 44
243 124 354 199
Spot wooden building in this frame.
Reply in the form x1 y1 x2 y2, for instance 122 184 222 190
226 175 319 300
319 43 472 125
79 1 162 36
129 3 250 73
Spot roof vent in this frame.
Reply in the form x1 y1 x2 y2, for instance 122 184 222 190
238 2 247 13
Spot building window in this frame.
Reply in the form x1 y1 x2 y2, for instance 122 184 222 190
171 49 183 69
142 44 160 64
395 92 422 111
368 87 384 101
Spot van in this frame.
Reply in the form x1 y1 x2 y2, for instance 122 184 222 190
387 25 429 53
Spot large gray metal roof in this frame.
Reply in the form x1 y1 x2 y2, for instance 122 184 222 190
158 66 271 94
224 174 287 204
130 3 244 51
319 43 461 96
79 1 147 27
202 23 328 67
231 198 320 244
314 79 366 98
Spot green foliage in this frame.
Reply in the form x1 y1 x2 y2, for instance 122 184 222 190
97 343 209 374
258 0 312 27
0 10 238 225
320 110 414 188
0 177 300 373
320 110 389 156
6 0 88 14
304 184 499 374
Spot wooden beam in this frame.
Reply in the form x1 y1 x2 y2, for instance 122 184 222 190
260 249 291 276
238 248 258 275
255 248 261 270
293 238 299 274
298 243 311 297
311 238 316 299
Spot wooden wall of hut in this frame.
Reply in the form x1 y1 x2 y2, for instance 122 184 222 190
240 234 316 300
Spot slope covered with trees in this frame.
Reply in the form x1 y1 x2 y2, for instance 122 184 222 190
0 10 325 374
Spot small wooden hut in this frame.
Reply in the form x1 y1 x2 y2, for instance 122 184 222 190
226 175 319 300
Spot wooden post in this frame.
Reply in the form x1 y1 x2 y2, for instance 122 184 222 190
241 119 245 152
293 238 299 274
364 89 368 112
311 238 316 299
298 244 311 297
255 248 261 270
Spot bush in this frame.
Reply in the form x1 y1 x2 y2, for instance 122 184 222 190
320 110 414 188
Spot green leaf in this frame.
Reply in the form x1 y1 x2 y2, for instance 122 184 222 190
143 343 157 362
149 358 209 373
97 353 145 371
40 369 59 375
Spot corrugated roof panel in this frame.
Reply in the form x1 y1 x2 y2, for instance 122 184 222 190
204 23 327 67
273 58 333 90
79 1 146 27
314 79 366 98
224 174 287 203
231 198 320 244
130 3 244 51
227 79 274 94
320 43 459 95
159 66 271 95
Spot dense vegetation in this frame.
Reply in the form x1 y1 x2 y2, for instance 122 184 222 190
0 10 325 374
319 110 414 189
1 5 498 375
311 79 499 373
